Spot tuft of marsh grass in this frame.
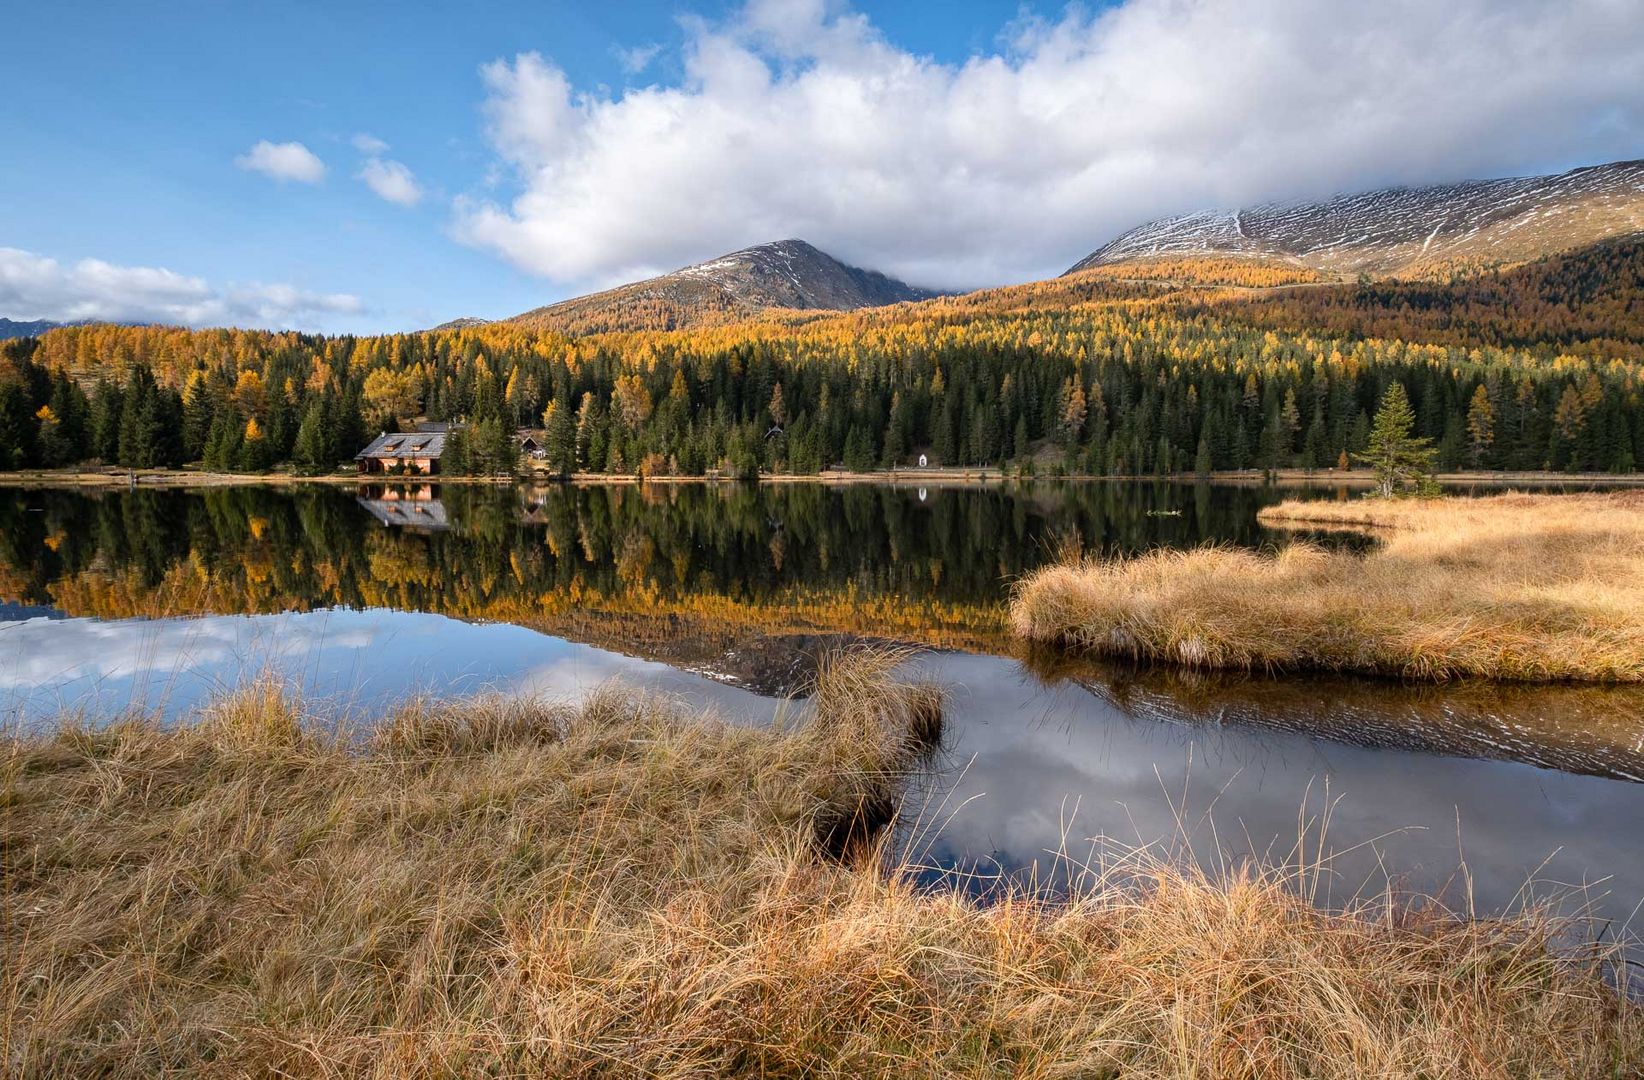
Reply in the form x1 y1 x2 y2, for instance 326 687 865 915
2 647 1638 1077
1011 491 1644 682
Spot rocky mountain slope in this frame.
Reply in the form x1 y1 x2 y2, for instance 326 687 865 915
508 239 938 334
429 316 489 332
0 318 68 341
1071 160 1644 277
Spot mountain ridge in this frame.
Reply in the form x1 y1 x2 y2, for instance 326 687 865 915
505 239 940 334
1 318 72 341
1070 159 1644 278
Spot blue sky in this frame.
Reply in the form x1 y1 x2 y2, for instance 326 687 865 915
0 0 1034 332
0 1 764 329
3 0 1640 333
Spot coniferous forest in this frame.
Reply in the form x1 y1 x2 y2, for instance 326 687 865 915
3 240 1643 478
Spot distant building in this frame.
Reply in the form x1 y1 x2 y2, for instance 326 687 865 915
514 429 547 458
354 429 448 475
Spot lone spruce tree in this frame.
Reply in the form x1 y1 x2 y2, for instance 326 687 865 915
1357 382 1436 497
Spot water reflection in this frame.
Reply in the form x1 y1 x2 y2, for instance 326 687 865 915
2 481 1642 926
0 608 777 729
1023 650 1644 783
357 484 451 531
913 650 1644 928
0 480 1341 659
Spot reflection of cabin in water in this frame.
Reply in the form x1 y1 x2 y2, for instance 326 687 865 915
519 494 554 525
355 423 451 475
356 486 450 531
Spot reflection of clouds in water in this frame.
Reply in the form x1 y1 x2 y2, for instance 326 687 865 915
0 612 381 687
5 614 297 722
1 609 783 735
3 609 572 724
912 652 1644 925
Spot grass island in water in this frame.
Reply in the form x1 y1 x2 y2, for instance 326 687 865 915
1011 491 1644 682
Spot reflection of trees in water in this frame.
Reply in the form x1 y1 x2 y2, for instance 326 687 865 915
5 482 1642 778
1019 647 1644 783
0 480 1302 624
0 480 1371 675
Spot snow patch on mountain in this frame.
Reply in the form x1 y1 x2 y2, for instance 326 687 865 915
1070 160 1644 276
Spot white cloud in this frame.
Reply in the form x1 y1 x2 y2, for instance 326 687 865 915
0 247 363 329
235 139 327 183
358 157 424 206
352 132 390 154
614 42 662 75
455 0 1644 291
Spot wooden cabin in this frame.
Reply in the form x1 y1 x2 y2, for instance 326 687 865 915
514 429 547 459
354 429 448 475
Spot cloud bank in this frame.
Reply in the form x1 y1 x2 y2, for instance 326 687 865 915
0 248 362 329
455 0 1644 291
235 139 327 183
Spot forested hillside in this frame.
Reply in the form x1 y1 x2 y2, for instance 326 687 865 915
3 241 1642 477
1215 237 1644 362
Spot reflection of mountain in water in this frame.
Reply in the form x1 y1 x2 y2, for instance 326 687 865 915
661 631 875 697
0 600 64 622
1022 650 1644 783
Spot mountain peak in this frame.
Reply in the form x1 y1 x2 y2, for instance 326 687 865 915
428 316 489 332
508 240 937 334
1069 159 1644 277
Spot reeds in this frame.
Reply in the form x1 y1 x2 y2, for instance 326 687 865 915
3 649 1638 1076
1011 491 1644 681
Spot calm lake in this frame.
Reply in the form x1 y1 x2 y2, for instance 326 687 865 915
3 480 1642 930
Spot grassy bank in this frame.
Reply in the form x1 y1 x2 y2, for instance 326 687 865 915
1012 491 1644 682
4 653 1638 1076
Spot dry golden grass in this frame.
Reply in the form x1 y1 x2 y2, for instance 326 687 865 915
3 649 1639 1077
1012 491 1644 682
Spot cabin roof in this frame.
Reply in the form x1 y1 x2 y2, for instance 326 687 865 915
354 431 448 460
355 496 451 530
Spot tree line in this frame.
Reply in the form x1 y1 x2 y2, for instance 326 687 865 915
2 245 1642 477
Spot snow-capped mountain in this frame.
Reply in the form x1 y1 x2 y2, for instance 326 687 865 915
1070 160 1644 276
509 240 939 333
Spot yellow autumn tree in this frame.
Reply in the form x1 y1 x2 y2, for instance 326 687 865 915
361 368 424 430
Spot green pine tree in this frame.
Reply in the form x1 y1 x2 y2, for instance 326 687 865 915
292 398 332 474
1194 435 1213 478
1356 382 1437 497
543 395 576 477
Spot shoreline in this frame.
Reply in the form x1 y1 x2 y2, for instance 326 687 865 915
3 465 1643 490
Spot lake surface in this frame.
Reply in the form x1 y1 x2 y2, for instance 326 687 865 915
3 480 1642 933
